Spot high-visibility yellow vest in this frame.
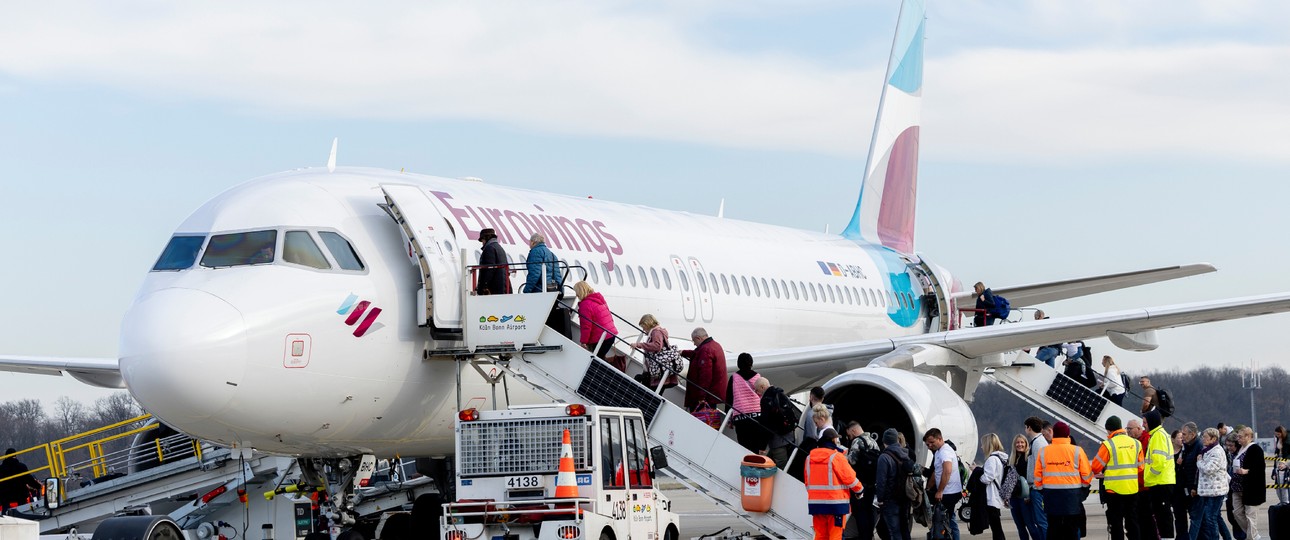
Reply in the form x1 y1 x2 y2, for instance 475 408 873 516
1145 426 1176 487
1100 433 1143 495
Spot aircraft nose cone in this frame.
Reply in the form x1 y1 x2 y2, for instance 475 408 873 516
119 288 247 425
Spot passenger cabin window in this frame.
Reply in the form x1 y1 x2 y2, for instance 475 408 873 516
650 267 660 289
678 270 690 291
741 276 751 295
284 231 330 269
152 235 206 271
201 230 276 268
627 266 637 287
638 266 648 288
588 262 600 284
751 277 761 297
318 232 365 271
771 279 780 299
696 272 708 293
662 269 673 290
721 274 730 294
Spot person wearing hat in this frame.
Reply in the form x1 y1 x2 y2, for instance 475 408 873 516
874 429 912 540
1143 410 1177 540
1091 416 1143 540
1034 422 1091 540
475 228 509 295
805 426 863 540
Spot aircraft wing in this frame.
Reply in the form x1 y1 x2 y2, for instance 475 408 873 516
754 291 1290 391
950 263 1216 307
0 355 124 389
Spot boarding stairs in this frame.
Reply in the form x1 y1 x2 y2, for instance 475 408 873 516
449 292 813 539
987 351 1141 442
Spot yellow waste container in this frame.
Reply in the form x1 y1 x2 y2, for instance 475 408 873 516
740 454 777 512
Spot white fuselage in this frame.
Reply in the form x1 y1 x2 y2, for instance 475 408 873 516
119 167 951 457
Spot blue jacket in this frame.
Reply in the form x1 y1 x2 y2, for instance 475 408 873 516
523 242 560 293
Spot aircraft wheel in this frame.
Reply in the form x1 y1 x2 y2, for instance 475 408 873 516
957 502 970 522
91 516 183 540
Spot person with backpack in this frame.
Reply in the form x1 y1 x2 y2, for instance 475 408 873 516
845 422 880 540
1099 355 1127 406
1006 434 1034 540
754 377 797 470
972 282 1000 327
874 428 913 540
978 434 1011 540
1090 416 1143 540
1139 376 1161 414
923 428 964 540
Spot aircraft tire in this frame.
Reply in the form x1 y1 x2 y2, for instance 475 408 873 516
91 516 183 540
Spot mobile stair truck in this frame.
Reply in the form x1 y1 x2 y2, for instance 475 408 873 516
440 403 680 540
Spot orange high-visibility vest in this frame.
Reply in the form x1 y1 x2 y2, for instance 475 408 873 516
805 447 863 515
1034 437 1091 491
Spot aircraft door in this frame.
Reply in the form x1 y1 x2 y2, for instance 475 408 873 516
669 256 696 322
380 184 463 330
687 257 714 322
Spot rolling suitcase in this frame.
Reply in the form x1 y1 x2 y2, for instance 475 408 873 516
1269 502 1289 540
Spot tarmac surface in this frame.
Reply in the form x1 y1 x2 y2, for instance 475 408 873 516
665 482 1282 540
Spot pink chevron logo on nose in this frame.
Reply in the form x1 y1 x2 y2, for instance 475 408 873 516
337 293 382 337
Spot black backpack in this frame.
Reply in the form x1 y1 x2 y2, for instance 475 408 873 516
761 387 800 436
849 439 881 486
883 449 924 504
1081 350 1098 388
1157 387 1176 417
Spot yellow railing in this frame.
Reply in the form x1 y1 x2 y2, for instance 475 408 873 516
1 413 205 505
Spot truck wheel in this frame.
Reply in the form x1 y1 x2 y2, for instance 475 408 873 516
599 529 614 540
663 525 678 540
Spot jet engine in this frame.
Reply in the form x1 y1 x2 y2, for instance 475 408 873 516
822 366 979 466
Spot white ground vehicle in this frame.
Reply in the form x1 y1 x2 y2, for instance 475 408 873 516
441 404 679 540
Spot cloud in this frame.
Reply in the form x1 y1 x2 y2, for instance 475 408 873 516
1 1 1286 163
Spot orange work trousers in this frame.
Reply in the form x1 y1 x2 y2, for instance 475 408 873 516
812 514 849 540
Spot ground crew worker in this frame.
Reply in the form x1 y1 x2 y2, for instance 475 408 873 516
1091 416 1144 540
805 427 864 540
1034 422 1091 540
1143 411 1176 539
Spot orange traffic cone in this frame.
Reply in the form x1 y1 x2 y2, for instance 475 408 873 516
553 429 579 498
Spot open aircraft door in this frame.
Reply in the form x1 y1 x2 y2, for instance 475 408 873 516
381 184 463 333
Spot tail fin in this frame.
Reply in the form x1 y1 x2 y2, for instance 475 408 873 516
841 0 926 254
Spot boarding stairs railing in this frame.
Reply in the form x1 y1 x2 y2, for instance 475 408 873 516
989 350 1141 442
451 287 812 538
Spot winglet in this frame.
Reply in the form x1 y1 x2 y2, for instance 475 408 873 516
327 138 338 173
841 0 926 254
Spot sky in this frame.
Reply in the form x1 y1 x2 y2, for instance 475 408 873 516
2 0 1289 408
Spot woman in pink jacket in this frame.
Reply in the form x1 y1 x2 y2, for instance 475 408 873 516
574 281 618 360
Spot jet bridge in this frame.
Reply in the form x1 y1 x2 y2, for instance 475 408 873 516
450 291 815 539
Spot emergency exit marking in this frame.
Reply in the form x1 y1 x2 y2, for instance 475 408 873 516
284 333 312 368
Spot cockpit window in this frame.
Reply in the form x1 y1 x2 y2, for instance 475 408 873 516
284 231 331 270
318 231 364 271
201 230 277 267
152 235 206 271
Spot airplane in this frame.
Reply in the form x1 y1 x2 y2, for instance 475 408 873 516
4 0 1290 529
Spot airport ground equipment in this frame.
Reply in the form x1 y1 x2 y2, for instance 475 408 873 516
440 403 681 540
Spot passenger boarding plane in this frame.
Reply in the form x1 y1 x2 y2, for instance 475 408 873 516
4 0 1290 519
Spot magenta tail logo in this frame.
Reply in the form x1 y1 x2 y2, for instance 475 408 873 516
337 293 383 337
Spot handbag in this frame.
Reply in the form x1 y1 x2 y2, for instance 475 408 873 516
691 401 723 429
